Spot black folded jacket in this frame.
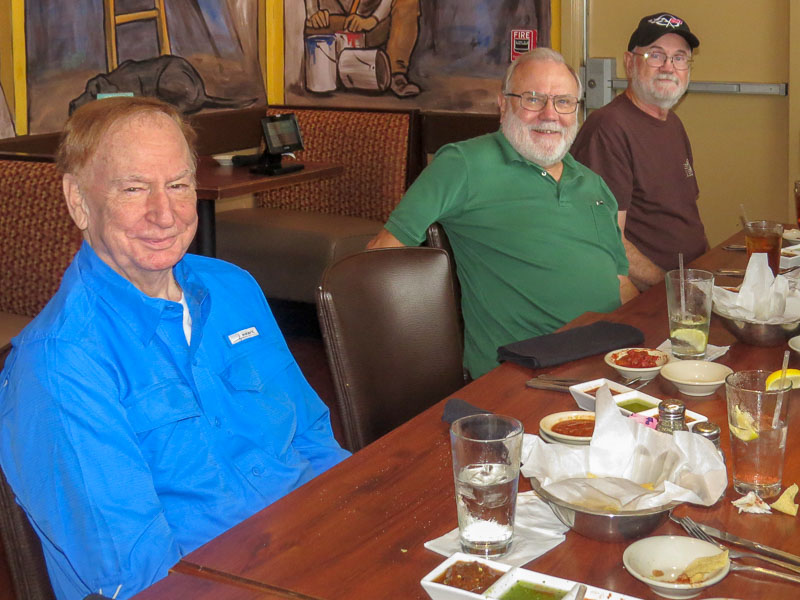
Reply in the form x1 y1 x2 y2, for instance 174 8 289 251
441 397 492 424
496 320 645 370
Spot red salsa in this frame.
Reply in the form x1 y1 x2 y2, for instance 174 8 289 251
433 560 505 593
612 349 661 368
551 417 595 437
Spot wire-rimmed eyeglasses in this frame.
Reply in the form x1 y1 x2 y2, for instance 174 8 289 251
630 50 693 70
503 92 580 114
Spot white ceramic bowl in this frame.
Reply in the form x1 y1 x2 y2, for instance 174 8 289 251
659 361 733 397
623 535 730 599
604 348 671 381
789 335 800 356
539 411 595 444
420 552 511 600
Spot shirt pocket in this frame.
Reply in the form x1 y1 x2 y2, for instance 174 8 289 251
219 341 294 395
125 381 200 434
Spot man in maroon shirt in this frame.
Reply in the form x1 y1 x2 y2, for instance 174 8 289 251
572 13 708 290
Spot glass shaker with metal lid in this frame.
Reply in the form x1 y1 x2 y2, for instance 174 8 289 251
656 399 689 434
693 421 726 462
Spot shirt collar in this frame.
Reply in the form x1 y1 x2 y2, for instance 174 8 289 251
495 129 583 182
77 242 209 345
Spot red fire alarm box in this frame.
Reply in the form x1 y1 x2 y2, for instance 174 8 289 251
511 29 537 61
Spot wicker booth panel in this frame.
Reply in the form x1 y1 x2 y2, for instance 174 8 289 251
0 160 82 317
257 108 413 222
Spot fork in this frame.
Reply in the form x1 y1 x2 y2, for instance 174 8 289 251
674 515 800 580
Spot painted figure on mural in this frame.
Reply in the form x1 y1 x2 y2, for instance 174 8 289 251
304 0 421 97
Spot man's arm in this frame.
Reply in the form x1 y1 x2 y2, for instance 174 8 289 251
366 228 406 249
618 211 664 289
618 274 639 303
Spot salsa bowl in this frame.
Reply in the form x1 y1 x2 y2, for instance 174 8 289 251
604 348 671 381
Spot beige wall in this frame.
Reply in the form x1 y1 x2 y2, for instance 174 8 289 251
564 0 793 246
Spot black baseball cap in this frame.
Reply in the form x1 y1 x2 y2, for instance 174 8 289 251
627 13 699 51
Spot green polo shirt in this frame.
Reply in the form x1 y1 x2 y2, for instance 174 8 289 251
386 130 628 378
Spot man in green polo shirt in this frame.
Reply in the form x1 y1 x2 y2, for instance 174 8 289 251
368 48 637 378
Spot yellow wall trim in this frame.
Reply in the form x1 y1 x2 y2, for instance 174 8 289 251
265 0 284 106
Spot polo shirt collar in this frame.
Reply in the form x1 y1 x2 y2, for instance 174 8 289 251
76 241 209 345
496 129 584 182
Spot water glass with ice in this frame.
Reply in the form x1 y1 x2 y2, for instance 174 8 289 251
725 370 791 499
450 414 523 557
665 269 714 359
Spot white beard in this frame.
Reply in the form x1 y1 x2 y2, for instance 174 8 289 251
630 71 689 110
501 109 578 168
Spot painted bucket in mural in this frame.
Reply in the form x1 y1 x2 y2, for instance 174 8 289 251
305 35 337 93
338 48 391 92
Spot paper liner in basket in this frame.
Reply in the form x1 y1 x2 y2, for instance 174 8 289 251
713 252 800 323
521 386 727 512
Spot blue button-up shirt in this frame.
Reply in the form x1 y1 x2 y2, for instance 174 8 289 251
0 242 349 600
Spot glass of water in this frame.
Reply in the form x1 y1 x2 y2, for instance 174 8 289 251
450 414 524 557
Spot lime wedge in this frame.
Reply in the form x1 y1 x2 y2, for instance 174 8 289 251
671 328 707 352
730 405 759 441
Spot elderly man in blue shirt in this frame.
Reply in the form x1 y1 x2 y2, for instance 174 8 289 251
0 97 350 600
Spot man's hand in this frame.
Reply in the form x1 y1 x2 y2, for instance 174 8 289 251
344 14 378 32
366 228 405 249
305 9 330 29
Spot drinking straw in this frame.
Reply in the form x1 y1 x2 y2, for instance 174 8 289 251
739 203 749 229
678 253 686 318
773 350 790 429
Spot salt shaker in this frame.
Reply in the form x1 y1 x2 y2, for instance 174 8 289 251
656 399 689 434
693 421 726 463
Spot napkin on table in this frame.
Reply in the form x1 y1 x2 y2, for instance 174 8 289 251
713 252 800 323
497 321 644 370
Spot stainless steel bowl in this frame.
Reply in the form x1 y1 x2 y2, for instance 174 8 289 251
713 309 800 347
530 477 679 542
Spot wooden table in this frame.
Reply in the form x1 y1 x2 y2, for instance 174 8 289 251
173 231 800 599
193 157 344 257
129 572 301 599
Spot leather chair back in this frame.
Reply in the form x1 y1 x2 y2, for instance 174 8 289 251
316 247 465 452
0 344 56 600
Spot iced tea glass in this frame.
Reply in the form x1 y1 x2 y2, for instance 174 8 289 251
744 220 783 276
450 414 523 557
725 370 791 499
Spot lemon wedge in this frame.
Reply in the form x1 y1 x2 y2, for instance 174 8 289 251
671 328 707 352
765 369 800 391
730 405 759 441
770 483 799 516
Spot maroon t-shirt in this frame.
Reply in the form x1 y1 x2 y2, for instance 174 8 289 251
572 93 707 271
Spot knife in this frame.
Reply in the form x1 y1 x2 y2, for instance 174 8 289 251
525 379 571 393
696 523 800 567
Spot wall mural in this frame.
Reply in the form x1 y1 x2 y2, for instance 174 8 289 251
285 0 550 113
23 0 264 134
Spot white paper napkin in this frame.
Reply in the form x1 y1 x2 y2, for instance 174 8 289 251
657 339 729 362
713 253 800 322
424 489 569 567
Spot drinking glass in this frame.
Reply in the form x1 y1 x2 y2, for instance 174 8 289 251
725 370 791 499
665 269 714 359
744 220 783 276
450 414 523 557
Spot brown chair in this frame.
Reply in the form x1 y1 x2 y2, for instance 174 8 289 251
0 344 56 600
316 247 465 452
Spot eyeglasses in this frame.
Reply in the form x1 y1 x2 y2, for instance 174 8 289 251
503 92 580 114
631 50 693 70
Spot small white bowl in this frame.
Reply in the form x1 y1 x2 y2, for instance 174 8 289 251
569 378 635 411
539 411 595 444
421 552 511 600
623 535 730 599
604 348 671 381
659 361 733 397
789 335 800 356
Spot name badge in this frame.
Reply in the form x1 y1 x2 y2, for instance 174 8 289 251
228 326 259 345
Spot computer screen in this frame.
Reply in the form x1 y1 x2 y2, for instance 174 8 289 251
261 114 304 156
